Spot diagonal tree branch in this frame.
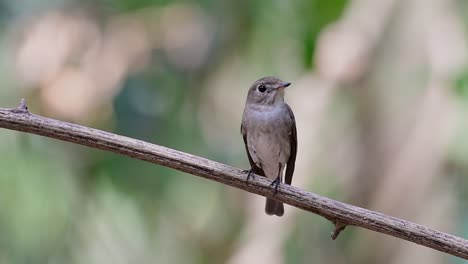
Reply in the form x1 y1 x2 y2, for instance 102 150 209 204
0 100 467 260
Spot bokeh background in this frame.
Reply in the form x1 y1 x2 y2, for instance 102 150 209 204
0 0 467 263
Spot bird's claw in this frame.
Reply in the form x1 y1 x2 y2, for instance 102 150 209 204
270 177 281 194
244 168 255 183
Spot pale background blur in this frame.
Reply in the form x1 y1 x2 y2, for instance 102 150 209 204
0 0 467 263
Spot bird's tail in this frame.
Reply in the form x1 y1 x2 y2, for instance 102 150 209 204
265 198 284 216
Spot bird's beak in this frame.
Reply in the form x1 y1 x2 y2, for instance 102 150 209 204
276 82 291 89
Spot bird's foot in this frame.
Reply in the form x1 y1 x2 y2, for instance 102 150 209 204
270 176 281 194
243 168 255 183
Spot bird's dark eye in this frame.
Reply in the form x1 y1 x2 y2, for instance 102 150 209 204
257 84 266 93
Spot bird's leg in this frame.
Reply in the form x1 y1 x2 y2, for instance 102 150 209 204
243 168 255 183
270 164 282 194
270 177 280 194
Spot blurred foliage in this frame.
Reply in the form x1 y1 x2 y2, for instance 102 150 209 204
299 0 347 68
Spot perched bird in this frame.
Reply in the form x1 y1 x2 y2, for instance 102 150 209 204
241 76 297 216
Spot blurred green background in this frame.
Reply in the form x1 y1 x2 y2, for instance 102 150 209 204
0 0 467 263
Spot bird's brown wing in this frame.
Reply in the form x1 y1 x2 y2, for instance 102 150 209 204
285 104 297 185
241 124 265 177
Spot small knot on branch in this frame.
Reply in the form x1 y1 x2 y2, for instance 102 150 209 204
331 221 347 240
11 99 29 113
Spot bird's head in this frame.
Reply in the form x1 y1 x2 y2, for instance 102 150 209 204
246 76 291 106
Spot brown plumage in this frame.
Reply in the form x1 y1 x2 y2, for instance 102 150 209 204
241 76 297 216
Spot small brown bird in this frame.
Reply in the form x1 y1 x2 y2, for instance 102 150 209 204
241 76 297 216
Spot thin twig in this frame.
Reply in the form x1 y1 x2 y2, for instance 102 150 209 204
11 98 29 113
0 100 467 260
331 221 347 240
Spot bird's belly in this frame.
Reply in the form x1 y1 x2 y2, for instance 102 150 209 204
247 130 291 169
243 105 293 178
